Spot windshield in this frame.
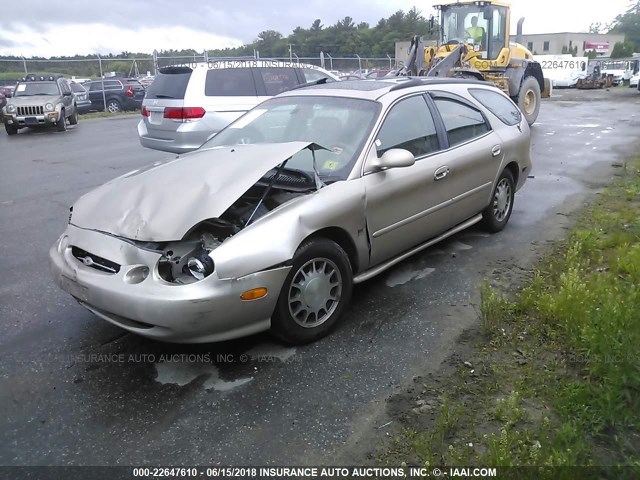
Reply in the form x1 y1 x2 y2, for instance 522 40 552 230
441 5 507 60
202 96 380 181
14 82 60 96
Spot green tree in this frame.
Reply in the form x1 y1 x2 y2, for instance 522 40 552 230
608 1 640 51
610 40 635 57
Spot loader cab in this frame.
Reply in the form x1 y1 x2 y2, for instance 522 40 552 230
439 2 509 63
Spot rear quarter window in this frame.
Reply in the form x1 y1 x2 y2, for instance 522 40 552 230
205 68 257 96
468 88 521 126
258 68 298 95
146 70 191 99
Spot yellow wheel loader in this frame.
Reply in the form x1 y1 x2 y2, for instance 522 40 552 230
400 0 550 125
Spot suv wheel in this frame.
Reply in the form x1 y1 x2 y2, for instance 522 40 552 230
5 123 18 135
69 108 78 125
107 99 121 113
56 111 67 132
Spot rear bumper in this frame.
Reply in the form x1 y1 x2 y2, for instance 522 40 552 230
138 119 221 153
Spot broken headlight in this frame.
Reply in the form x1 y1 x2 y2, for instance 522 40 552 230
186 252 214 280
157 231 221 285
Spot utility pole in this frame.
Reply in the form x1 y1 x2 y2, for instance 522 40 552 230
288 44 294 62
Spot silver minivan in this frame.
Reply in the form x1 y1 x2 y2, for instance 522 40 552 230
138 60 339 153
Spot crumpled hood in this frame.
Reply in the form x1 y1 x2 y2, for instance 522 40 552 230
8 95 62 106
71 142 318 241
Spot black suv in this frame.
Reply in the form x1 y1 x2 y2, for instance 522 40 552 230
88 78 145 113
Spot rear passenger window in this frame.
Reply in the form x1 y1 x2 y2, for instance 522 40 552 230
434 99 490 147
258 68 298 95
104 81 121 91
468 88 521 126
376 95 440 158
205 69 257 96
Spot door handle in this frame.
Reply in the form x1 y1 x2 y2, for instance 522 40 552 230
434 166 450 181
492 145 502 157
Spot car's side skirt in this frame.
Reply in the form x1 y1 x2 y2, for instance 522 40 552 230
353 214 483 284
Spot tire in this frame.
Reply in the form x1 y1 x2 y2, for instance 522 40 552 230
56 110 67 132
69 107 78 125
517 76 541 126
271 239 353 345
106 99 121 113
5 123 18 135
482 168 515 233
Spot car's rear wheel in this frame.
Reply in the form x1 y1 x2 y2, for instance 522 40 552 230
69 108 78 125
5 123 18 135
271 239 353 344
482 168 515 233
107 99 121 113
56 111 67 132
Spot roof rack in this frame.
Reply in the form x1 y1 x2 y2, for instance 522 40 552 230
388 76 491 92
21 73 64 82
286 77 333 91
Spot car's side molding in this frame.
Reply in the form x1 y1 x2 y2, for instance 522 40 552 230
353 214 483 284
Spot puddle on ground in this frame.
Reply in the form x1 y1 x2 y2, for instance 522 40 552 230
154 361 253 391
386 267 436 287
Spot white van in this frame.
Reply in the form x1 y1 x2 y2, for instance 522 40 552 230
138 60 340 153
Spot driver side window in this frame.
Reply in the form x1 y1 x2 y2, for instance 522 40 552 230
376 95 440 158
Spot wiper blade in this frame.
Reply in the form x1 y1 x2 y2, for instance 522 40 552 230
152 94 176 99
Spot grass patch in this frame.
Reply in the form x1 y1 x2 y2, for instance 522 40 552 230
380 159 640 475
80 110 140 120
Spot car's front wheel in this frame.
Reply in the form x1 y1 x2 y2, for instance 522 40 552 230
271 239 353 344
482 168 515 233
56 111 67 132
5 123 18 135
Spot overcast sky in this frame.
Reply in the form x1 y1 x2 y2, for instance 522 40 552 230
0 0 633 57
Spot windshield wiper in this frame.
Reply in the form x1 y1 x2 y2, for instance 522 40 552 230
152 94 176 99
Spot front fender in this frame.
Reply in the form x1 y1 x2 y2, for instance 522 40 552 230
212 180 368 279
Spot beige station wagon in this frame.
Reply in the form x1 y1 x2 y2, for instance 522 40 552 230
50 77 531 344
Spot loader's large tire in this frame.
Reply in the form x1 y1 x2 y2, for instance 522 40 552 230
517 76 541 126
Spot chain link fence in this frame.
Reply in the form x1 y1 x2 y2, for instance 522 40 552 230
0 51 400 86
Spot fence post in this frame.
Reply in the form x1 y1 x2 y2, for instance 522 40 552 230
387 54 392 69
153 50 158 75
97 55 107 113
356 54 361 72
327 54 333 70
22 56 27 75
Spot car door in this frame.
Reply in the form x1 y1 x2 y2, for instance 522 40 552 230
428 92 501 225
363 94 454 266
59 79 73 112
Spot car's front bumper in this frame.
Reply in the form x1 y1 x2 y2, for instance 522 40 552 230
3 111 59 127
49 224 290 343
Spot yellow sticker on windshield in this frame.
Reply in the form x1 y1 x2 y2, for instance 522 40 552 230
323 160 339 170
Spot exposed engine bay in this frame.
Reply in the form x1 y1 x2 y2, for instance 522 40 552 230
152 171 312 284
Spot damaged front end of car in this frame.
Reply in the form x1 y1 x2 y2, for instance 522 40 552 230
49 141 329 342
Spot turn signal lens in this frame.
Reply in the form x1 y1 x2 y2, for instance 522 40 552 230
240 288 268 301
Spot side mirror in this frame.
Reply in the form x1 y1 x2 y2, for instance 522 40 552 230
368 148 415 172
63 91 72 96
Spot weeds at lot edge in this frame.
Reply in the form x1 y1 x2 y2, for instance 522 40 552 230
380 159 640 477
82 110 140 120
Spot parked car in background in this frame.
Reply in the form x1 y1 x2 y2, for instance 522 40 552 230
0 86 14 98
340 74 365 81
51 78 531 344
138 76 155 88
2 74 78 135
88 78 145 113
630 72 640 89
70 81 92 114
138 60 339 153
0 92 5 112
